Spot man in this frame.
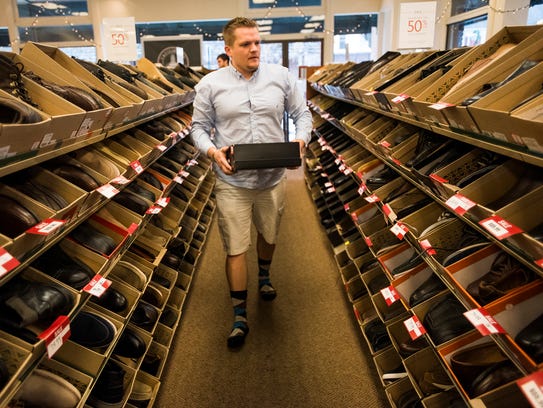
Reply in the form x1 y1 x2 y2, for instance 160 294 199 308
191 17 312 348
216 53 229 68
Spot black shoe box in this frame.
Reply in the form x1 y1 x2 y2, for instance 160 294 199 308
228 142 301 171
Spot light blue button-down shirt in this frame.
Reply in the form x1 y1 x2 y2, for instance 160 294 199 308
191 63 313 189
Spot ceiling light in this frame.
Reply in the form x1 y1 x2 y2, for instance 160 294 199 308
259 31 271 36
30 1 67 9
252 0 274 3
258 25 272 31
304 22 321 28
300 29 315 33
256 20 273 25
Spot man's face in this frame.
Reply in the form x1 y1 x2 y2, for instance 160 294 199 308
217 58 228 68
225 26 261 77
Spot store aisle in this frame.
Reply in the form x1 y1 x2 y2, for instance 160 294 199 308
155 167 388 408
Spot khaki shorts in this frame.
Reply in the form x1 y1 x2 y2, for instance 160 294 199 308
214 177 287 256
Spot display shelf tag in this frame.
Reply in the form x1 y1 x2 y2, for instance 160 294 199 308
146 205 163 214
130 160 144 174
445 193 476 215
83 274 112 297
38 315 70 358
97 184 120 198
535 258 543 268
357 183 366 196
344 166 353 175
324 181 333 188
156 197 170 207
365 194 380 203
365 236 373 247
392 94 410 103
479 215 523 240
419 239 436 256
379 140 391 148
156 144 167 152
344 203 350 212
0 248 20 278
173 176 184 184
110 175 130 185
404 315 426 340
381 285 400 306
429 102 454 110
390 222 409 240
27 219 65 235
382 203 397 222
518 371 543 408
430 173 448 183
464 308 505 335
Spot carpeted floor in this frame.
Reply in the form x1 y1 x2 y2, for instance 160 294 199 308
154 167 388 408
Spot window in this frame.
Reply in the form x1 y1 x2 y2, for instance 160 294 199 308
333 14 377 63
0 27 10 51
528 0 543 24
16 0 88 17
18 24 94 43
450 0 488 16
446 14 487 49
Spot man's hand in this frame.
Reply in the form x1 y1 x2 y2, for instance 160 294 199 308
287 139 306 170
209 145 234 175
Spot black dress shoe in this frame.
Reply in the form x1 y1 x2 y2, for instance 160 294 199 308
69 223 118 256
398 336 429 358
0 194 39 238
0 277 74 328
365 166 397 187
409 274 446 307
363 319 391 352
0 95 42 124
396 389 422 408
423 295 472 345
113 327 146 358
49 163 100 192
70 311 116 348
32 245 94 290
113 190 151 215
130 302 159 330
515 314 543 363
89 360 125 405
470 360 522 397
91 287 128 313
0 358 8 388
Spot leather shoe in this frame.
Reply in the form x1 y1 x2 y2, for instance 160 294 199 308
396 389 422 408
130 302 159 330
466 252 535 305
470 360 522 397
0 95 42 123
423 295 472 345
91 286 128 313
49 163 100 192
89 360 125 405
13 368 81 408
363 319 391 352
0 194 39 238
0 277 74 328
113 327 146 358
0 358 8 388
69 223 118 256
409 274 446 307
515 313 543 363
113 190 151 215
69 311 117 348
31 244 94 290
110 261 147 290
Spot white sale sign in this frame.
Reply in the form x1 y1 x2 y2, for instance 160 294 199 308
103 17 137 62
398 2 437 49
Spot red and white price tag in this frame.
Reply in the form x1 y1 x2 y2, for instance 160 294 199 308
518 371 543 408
419 239 436 256
392 94 410 103
381 285 400 306
379 140 392 149
326 186 336 193
390 222 409 240
404 315 426 340
146 205 163 214
535 258 543 268
338 163 346 172
0 247 20 278
173 176 184 184
463 308 505 336
479 215 523 240
324 181 333 188
357 184 366 196
429 102 454 110
83 274 112 297
391 158 402 166
110 175 130 185
365 194 380 203
130 160 144 174
179 170 190 178
156 144 167 152
27 219 65 235
365 236 373 247
156 197 170 207
445 193 476 215
344 203 350 212
97 184 120 198
38 315 70 358
382 203 397 222
168 131 178 141
344 166 353 175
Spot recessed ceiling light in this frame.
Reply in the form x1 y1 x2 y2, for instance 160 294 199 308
309 15 325 22
256 20 273 25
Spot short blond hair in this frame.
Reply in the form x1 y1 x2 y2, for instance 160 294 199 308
223 17 258 46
